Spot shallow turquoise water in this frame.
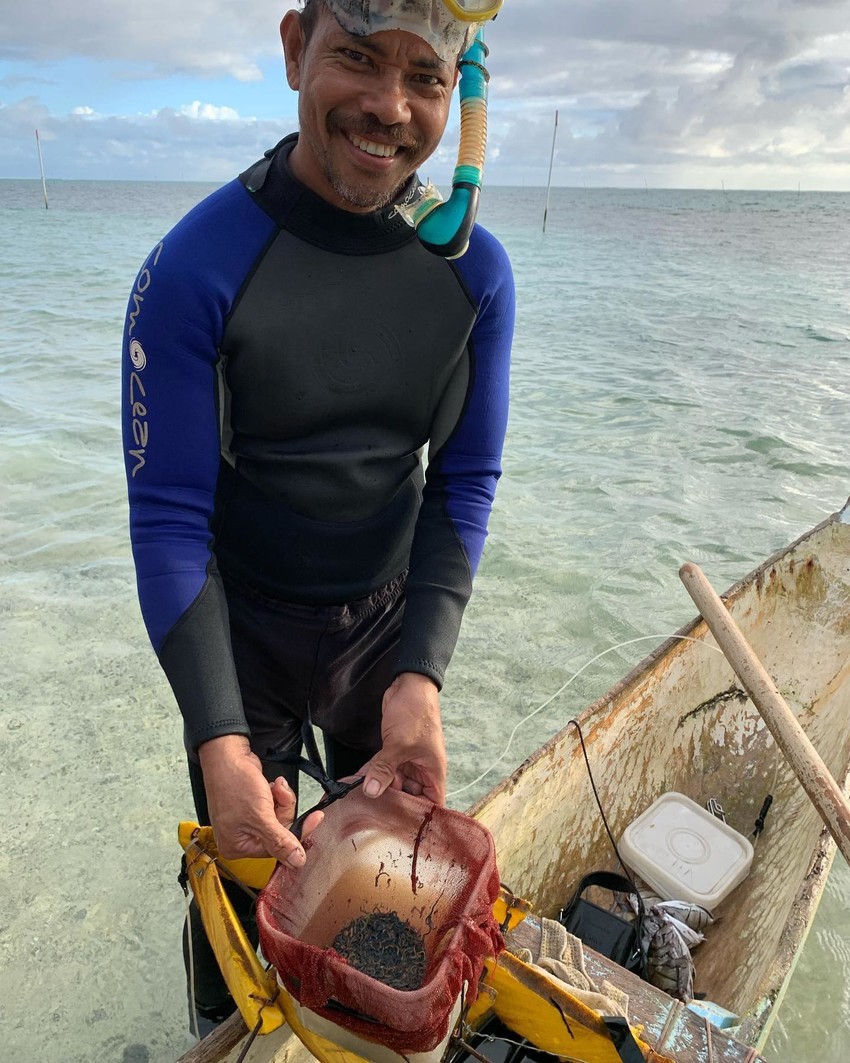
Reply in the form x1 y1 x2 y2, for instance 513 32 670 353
1 179 848 1061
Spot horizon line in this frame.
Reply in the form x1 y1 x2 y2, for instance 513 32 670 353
1 176 846 194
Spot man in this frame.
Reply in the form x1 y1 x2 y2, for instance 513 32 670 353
122 0 514 1033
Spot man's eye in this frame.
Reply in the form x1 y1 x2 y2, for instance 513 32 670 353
413 74 442 87
342 49 370 64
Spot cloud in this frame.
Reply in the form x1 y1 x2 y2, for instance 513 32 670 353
178 101 242 121
2 0 850 185
0 73 56 89
0 97 293 181
481 0 850 184
0 0 281 79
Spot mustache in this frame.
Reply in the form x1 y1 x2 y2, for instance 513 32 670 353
326 112 420 151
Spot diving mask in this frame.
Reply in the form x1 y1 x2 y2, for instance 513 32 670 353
323 0 499 64
441 0 503 21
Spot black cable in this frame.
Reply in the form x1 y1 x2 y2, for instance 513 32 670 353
235 1014 264 1063
567 719 637 888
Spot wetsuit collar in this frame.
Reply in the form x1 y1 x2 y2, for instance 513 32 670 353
239 135 422 255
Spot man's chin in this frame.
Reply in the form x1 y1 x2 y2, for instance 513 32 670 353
338 183 399 210
324 155 415 212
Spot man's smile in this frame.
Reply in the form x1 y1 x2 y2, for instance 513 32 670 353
348 134 401 158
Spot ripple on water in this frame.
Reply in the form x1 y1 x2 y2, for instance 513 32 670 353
3 182 850 1062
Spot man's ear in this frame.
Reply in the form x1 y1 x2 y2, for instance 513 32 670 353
280 10 306 91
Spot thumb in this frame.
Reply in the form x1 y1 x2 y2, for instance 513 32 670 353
259 814 307 868
270 776 297 822
362 754 397 799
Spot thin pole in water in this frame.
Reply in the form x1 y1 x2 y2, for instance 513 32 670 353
35 129 49 209
542 109 558 233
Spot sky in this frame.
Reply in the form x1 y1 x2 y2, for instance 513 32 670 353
2 0 850 189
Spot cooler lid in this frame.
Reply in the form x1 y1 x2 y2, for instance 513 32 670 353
619 792 754 908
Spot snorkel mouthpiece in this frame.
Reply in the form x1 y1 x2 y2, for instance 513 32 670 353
400 30 489 259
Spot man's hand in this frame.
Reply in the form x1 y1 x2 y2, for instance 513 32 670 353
197 735 323 866
361 672 447 805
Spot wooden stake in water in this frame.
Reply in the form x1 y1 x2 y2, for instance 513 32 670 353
542 109 558 233
35 129 49 210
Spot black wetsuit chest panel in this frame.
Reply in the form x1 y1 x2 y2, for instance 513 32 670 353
221 228 477 522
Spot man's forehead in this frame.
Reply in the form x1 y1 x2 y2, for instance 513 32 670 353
327 19 452 72
320 0 474 65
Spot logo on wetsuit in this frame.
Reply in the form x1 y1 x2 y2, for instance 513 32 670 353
129 339 146 370
126 242 163 477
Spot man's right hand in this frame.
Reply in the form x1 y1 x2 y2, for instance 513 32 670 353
197 734 322 866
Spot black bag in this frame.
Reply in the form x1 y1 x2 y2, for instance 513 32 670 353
558 870 647 979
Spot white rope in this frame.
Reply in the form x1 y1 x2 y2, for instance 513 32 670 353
447 634 724 800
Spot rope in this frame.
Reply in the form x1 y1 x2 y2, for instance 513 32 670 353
448 634 724 800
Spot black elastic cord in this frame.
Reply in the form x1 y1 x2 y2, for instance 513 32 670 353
265 718 364 839
568 720 636 886
567 719 649 980
603 1017 647 1063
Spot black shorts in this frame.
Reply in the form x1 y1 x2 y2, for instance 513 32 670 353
188 570 406 821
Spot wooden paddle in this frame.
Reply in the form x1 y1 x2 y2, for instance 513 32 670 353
679 561 850 866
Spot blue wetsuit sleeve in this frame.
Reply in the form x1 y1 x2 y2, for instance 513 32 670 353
121 182 276 752
395 226 515 686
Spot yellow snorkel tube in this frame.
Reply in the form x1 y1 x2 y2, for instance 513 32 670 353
398 0 503 258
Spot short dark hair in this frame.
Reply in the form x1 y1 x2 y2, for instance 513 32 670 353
300 0 326 42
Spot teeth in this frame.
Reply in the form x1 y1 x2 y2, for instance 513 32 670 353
350 135 399 158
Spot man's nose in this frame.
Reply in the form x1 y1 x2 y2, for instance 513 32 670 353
360 73 412 126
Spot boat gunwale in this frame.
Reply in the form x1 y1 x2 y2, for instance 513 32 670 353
467 499 850 1052
468 501 847 821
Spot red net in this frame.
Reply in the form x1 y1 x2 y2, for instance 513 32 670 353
257 787 503 1054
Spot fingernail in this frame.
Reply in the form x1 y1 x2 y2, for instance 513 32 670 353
364 779 381 797
286 848 305 868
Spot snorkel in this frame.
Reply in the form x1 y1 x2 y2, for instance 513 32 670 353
399 29 490 259
323 0 503 259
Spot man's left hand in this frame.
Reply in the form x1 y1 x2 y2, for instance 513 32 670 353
361 672 447 805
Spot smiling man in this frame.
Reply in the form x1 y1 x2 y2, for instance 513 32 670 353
283 1 458 209
122 0 514 1036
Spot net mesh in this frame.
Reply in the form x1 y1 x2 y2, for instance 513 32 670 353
257 787 503 1054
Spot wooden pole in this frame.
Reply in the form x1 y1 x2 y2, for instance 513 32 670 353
542 109 558 233
679 562 850 865
35 129 49 209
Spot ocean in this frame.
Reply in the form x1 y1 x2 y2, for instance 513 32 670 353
1 177 848 1062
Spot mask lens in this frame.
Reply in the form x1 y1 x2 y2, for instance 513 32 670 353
442 0 503 22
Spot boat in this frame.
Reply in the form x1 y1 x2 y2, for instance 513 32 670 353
179 499 850 1063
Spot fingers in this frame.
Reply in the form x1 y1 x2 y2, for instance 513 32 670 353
362 756 398 798
269 775 323 846
300 809 325 839
416 774 446 806
262 825 307 868
270 775 297 819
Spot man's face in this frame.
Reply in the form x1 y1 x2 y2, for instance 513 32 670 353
281 5 457 213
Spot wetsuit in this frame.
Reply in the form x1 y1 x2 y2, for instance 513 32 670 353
122 134 514 757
